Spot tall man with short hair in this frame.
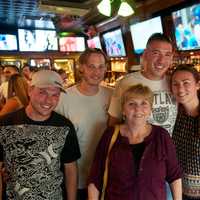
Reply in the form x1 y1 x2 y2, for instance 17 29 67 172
55 48 113 200
0 70 81 200
109 33 177 135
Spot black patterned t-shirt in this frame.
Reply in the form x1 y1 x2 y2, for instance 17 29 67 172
0 108 81 200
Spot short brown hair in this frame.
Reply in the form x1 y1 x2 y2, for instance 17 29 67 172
78 48 108 65
171 64 200 83
146 33 172 48
121 84 154 108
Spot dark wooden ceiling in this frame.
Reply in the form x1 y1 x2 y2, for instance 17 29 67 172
0 0 196 33
0 0 95 29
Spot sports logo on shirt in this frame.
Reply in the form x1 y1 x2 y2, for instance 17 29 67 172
152 106 169 124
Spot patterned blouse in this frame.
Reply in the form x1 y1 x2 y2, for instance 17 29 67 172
172 105 200 198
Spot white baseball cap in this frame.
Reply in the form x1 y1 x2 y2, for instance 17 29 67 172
30 70 66 93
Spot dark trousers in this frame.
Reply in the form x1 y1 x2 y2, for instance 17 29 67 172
77 188 87 200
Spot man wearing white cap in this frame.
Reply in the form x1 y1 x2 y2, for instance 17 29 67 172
0 70 81 200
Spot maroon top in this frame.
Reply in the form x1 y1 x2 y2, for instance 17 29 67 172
88 125 182 200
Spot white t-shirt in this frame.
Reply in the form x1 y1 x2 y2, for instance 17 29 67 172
108 71 177 135
55 85 113 188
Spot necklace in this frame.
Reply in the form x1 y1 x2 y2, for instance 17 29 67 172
121 123 152 144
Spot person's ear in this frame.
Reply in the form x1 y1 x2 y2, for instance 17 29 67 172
141 51 147 71
142 50 147 60
196 80 200 90
27 85 34 97
78 65 84 73
122 107 126 119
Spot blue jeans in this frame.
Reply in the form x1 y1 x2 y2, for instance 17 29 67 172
166 182 173 200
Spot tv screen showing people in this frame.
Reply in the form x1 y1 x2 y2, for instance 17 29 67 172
59 37 86 52
87 36 102 49
130 16 163 54
172 3 200 50
0 34 18 51
102 28 126 57
18 29 58 52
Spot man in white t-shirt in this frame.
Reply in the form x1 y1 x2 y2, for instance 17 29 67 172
55 48 113 200
108 33 178 200
109 33 177 135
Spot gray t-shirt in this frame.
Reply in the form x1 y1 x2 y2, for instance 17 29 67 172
108 71 177 135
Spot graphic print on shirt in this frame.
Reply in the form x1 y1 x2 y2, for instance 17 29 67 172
0 124 70 200
149 90 177 135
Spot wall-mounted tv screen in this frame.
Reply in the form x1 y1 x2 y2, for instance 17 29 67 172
172 3 200 51
24 19 55 29
102 28 126 57
18 29 58 52
59 37 85 52
130 16 163 54
29 58 51 68
87 36 102 49
1 60 21 68
0 34 18 50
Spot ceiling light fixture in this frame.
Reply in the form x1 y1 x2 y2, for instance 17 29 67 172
118 0 134 17
97 0 134 17
97 0 112 17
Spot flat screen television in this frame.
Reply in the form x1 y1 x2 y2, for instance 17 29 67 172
172 3 200 51
59 37 85 52
87 36 102 49
0 34 18 50
18 29 58 52
130 16 163 54
29 58 51 68
1 60 21 68
102 28 126 57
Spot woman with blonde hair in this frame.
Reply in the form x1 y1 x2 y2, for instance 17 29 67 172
0 74 29 116
88 84 182 200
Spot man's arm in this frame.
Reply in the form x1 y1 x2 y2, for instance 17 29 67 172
0 98 19 116
88 183 99 200
170 178 182 200
108 115 121 127
64 161 78 200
